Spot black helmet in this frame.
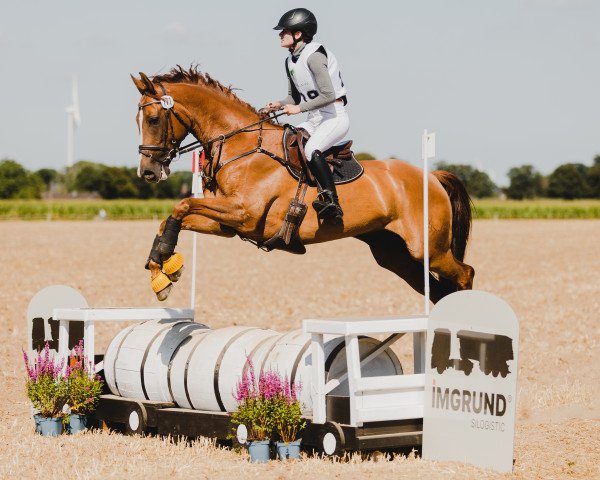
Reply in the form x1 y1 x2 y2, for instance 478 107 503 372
273 8 318 40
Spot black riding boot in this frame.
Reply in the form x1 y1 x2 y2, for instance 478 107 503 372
308 150 343 223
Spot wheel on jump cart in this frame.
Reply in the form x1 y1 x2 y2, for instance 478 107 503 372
317 422 345 457
125 402 148 435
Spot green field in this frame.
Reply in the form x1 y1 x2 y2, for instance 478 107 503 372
0 199 176 220
472 198 600 219
0 198 599 220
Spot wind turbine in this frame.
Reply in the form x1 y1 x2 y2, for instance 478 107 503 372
65 74 81 168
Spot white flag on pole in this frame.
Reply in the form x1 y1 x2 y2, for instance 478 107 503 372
425 132 436 160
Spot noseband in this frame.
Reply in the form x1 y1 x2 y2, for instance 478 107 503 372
138 85 194 166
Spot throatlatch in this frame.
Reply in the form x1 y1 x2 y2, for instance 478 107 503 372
145 216 182 269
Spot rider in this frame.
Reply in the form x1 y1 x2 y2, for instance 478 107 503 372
264 8 349 223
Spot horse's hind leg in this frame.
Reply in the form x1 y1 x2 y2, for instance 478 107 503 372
429 249 475 292
356 231 456 304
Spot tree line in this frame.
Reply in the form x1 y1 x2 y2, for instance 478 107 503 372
0 160 192 200
0 155 599 200
356 153 600 200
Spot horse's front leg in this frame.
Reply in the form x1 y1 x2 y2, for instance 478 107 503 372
146 197 246 300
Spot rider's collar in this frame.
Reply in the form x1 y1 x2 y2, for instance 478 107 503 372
289 41 306 58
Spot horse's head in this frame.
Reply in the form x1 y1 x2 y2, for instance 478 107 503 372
131 72 192 183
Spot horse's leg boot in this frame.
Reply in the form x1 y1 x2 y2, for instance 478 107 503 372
162 252 185 282
145 217 183 268
146 216 184 296
308 150 343 224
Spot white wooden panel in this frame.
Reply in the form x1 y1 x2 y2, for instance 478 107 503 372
310 334 326 424
304 315 428 335
345 334 362 426
357 404 424 423
53 307 194 322
84 320 95 368
360 390 424 409
354 374 425 392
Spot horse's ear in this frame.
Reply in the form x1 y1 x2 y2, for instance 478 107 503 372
139 72 157 95
131 74 148 95
131 72 157 95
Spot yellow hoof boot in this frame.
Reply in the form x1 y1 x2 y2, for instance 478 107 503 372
162 252 184 275
151 272 172 293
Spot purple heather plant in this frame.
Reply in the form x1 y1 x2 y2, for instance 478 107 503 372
66 340 103 415
231 357 305 443
23 343 68 418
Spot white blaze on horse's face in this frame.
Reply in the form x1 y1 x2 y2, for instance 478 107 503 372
137 107 144 178
137 100 170 183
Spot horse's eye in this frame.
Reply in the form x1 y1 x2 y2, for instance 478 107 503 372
148 117 160 126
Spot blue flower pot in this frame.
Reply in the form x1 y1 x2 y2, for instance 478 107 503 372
248 439 271 463
33 414 42 434
35 416 63 437
68 414 88 434
276 440 301 460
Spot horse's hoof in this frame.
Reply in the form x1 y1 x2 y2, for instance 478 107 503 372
156 284 173 302
167 265 184 283
162 252 184 275
151 272 172 301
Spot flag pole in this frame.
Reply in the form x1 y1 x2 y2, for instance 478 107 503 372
190 149 204 311
422 130 435 316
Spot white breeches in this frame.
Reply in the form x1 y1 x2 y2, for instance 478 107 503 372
297 102 350 160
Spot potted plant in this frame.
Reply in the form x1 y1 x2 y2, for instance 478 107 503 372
65 340 104 434
272 377 305 460
23 343 68 436
230 361 280 463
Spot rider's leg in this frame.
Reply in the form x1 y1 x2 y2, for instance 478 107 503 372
308 150 343 222
304 106 349 222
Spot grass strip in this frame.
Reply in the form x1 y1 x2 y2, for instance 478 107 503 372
0 199 599 220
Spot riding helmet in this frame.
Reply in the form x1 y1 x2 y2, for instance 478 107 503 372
273 8 318 39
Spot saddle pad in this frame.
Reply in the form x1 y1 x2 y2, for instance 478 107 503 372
282 127 364 186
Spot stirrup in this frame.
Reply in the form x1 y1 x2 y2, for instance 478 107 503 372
312 191 343 223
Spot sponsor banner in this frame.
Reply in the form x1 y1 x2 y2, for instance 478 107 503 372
422 290 519 473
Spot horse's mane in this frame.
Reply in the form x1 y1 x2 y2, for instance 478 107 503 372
152 65 262 117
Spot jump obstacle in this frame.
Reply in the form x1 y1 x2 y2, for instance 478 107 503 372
26 134 519 464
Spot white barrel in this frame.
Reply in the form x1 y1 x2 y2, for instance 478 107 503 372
103 319 209 401
164 327 211 409
262 331 403 413
105 323 402 414
172 326 279 411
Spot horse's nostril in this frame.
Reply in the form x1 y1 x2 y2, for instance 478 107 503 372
143 170 155 179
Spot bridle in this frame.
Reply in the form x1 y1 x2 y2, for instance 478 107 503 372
137 84 195 166
138 83 287 191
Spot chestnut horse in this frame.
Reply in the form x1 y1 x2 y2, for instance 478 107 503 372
132 67 474 303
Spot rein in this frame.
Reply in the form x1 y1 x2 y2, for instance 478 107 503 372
200 113 287 191
138 84 286 191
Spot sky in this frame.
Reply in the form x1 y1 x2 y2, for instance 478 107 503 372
1 0 598 186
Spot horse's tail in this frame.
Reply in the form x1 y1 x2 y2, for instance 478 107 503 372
432 170 472 261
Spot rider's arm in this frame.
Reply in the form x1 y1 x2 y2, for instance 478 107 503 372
299 51 336 112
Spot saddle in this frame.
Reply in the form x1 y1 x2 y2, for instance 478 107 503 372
255 127 364 255
282 127 364 185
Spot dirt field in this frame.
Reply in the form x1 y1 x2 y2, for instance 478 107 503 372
1 220 598 479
